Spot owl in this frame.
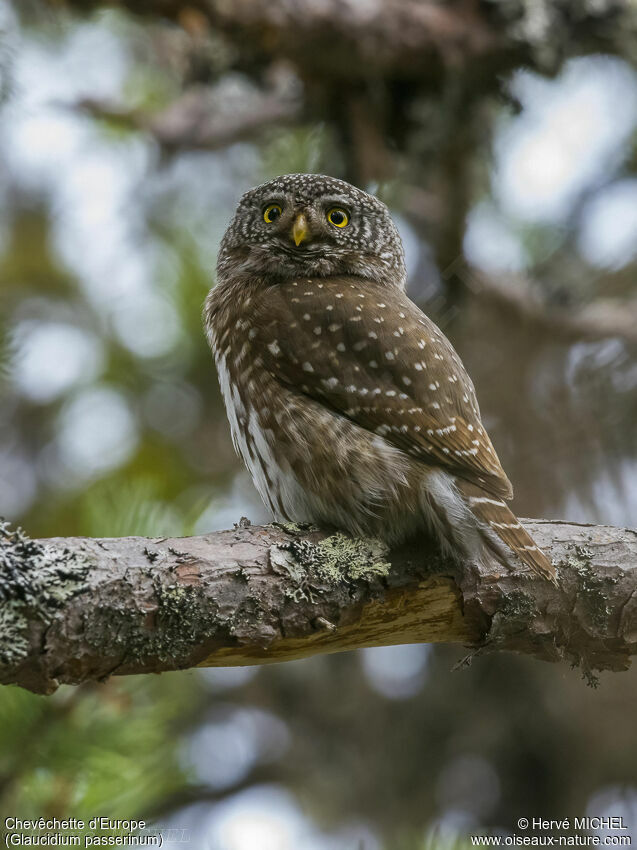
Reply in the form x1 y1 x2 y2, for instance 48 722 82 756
204 173 554 580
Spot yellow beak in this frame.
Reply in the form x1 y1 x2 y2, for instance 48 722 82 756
292 213 309 246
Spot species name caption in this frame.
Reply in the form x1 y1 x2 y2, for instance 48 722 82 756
3 820 165 848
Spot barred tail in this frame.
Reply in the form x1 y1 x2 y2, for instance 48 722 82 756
459 483 555 581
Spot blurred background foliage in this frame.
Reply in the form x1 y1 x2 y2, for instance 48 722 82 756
0 0 637 847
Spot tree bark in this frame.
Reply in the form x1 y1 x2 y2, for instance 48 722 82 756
1 517 635 695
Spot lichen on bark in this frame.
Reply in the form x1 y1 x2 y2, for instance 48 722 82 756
270 530 391 602
0 520 91 665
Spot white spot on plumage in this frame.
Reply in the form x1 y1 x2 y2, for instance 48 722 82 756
469 496 506 507
267 340 281 356
302 362 314 372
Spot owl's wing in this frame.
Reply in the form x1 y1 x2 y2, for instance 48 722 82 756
252 277 513 500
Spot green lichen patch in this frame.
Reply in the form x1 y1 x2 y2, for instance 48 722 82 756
558 543 621 685
562 543 616 633
271 531 391 603
84 576 222 666
271 521 320 535
487 590 539 645
311 533 391 583
500 589 537 621
0 603 29 665
0 520 91 666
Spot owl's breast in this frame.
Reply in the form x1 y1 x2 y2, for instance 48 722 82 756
206 276 435 539
212 336 425 539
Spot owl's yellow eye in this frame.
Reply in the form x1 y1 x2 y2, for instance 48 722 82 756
263 203 282 223
327 208 349 228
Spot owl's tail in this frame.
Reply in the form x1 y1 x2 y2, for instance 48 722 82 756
459 482 556 581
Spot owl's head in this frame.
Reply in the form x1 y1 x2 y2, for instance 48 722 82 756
217 173 406 289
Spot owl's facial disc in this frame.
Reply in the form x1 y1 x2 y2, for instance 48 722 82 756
260 198 352 263
217 174 407 289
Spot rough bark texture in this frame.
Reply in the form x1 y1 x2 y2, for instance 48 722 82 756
1 518 635 695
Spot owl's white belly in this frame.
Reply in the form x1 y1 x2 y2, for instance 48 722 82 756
215 352 308 519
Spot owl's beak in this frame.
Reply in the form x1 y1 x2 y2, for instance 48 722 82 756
292 213 309 247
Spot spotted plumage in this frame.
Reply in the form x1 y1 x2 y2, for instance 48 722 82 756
205 173 554 580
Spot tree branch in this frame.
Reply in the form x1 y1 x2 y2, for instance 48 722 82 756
73 84 300 153
438 258 637 346
1 517 635 695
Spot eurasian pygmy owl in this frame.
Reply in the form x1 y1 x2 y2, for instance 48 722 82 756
204 173 554 579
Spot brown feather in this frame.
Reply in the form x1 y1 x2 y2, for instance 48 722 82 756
457 481 555 580
256 277 513 499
